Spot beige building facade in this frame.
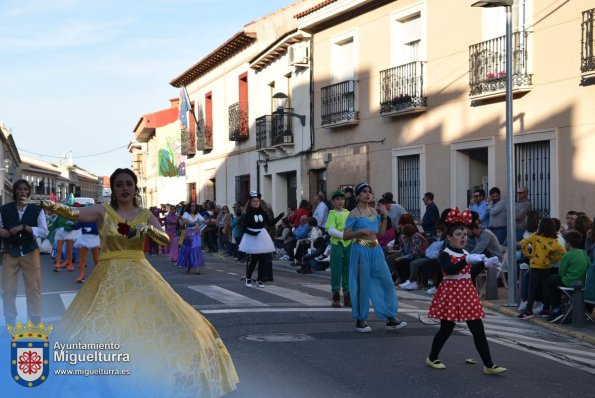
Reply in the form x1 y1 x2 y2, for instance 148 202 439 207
296 0 594 218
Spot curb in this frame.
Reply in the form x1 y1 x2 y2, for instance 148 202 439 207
482 299 595 346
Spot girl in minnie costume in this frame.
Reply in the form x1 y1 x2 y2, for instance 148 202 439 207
239 191 283 288
426 207 506 375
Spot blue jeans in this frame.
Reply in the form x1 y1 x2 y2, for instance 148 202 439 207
490 227 507 245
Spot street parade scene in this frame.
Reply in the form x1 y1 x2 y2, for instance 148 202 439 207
0 1 594 397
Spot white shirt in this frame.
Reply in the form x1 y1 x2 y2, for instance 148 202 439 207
312 201 329 229
0 204 49 239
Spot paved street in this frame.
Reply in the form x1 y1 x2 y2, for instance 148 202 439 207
3 251 595 397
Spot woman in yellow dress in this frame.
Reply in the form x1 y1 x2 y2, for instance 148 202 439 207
28 168 238 397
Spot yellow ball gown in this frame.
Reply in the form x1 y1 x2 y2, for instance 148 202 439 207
53 204 238 397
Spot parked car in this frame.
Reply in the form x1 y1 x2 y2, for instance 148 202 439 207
73 197 95 206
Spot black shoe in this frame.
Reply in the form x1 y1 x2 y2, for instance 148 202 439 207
355 320 372 333
547 311 564 323
386 317 407 330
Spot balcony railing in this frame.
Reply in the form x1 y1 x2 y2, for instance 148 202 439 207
228 102 249 141
255 115 271 150
469 30 532 97
379 61 427 115
255 113 294 150
581 8 595 73
321 80 358 126
196 119 213 151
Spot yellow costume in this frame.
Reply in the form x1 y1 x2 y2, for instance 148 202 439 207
54 204 238 397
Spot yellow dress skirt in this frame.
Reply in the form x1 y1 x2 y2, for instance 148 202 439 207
52 204 238 397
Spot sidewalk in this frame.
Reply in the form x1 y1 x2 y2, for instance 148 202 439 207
270 256 595 346
480 287 595 346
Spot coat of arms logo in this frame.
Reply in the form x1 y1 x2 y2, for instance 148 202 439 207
7 321 53 387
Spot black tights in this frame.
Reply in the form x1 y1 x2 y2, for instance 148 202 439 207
246 253 265 281
429 319 493 367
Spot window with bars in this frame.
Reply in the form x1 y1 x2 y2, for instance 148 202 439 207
397 154 420 219
582 7 595 73
515 140 550 217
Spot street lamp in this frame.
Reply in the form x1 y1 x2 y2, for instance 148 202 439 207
472 0 516 306
272 92 306 126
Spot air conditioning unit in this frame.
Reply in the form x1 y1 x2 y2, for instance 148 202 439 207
288 43 309 66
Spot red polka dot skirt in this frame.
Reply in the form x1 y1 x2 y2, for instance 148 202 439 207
428 263 485 322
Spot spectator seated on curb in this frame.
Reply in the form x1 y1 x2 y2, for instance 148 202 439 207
294 217 322 266
297 237 329 274
544 231 590 323
398 223 446 294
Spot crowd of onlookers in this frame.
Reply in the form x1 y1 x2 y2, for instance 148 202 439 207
150 185 594 324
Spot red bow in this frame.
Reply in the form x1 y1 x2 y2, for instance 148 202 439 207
445 207 472 225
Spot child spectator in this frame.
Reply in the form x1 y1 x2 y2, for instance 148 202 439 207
517 217 566 319
545 231 589 323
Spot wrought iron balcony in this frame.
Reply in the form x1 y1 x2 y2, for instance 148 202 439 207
379 61 427 116
469 30 533 97
255 115 271 150
321 80 358 126
581 8 595 74
228 102 249 141
196 120 213 151
255 113 294 150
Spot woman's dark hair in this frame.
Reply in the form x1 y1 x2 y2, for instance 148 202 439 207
184 202 198 215
402 223 417 237
563 230 584 250
552 218 561 232
109 168 139 209
536 217 557 239
398 213 415 226
308 217 318 227
526 210 540 233
298 199 311 210
574 215 593 242
11 179 31 201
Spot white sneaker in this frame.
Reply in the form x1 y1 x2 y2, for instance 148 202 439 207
245 279 252 288
399 280 412 289
517 300 527 312
533 301 544 314
406 281 419 290
425 286 437 295
257 281 265 288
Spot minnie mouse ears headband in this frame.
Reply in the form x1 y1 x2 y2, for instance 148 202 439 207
249 191 261 199
445 207 473 226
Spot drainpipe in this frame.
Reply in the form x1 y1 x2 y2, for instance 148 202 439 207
308 38 315 152
256 159 261 194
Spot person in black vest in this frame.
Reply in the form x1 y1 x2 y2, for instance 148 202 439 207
0 179 48 325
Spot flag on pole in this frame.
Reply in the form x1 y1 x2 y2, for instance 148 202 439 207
179 87 196 156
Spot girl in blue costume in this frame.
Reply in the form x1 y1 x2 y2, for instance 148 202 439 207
344 182 408 333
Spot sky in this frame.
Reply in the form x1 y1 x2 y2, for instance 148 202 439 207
0 0 292 176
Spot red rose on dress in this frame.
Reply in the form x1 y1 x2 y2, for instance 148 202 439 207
117 222 131 236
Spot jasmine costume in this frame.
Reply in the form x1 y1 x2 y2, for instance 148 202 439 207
346 211 406 332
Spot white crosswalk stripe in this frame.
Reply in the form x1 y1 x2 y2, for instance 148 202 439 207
187 285 266 307
249 285 330 306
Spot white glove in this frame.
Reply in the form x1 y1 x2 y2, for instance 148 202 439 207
135 223 149 234
484 256 502 269
466 253 486 264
